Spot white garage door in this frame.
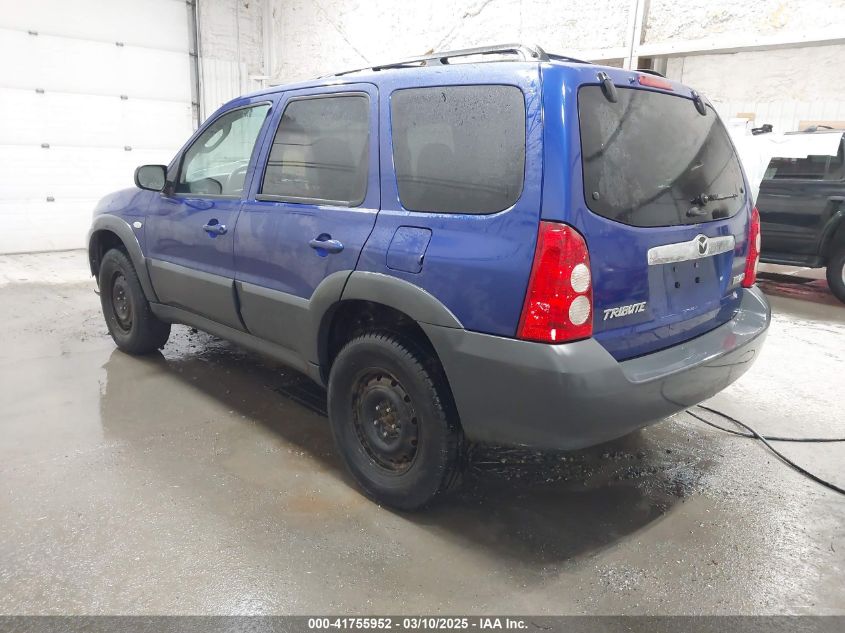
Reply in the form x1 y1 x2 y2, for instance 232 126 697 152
0 0 195 253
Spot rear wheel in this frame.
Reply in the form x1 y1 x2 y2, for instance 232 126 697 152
99 248 171 354
826 246 845 304
327 332 463 510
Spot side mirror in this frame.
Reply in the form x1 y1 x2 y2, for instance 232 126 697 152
134 165 167 192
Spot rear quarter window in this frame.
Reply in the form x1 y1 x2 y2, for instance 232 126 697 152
390 85 526 214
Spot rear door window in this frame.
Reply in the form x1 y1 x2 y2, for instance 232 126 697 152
578 86 745 227
261 94 369 206
390 85 526 214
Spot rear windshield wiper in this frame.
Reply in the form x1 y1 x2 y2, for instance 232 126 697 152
690 192 738 206
687 192 739 217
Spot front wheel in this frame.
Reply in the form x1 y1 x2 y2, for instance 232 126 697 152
327 332 463 510
98 248 171 354
826 246 845 304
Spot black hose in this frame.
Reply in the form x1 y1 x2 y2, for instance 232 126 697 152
695 404 845 443
686 407 845 497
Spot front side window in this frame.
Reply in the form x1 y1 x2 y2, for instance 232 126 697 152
390 85 526 214
261 95 370 205
177 104 270 196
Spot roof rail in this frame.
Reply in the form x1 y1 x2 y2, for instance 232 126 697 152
328 43 590 77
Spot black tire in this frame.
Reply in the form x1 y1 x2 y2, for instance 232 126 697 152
98 248 171 354
827 246 845 304
327 332 463 510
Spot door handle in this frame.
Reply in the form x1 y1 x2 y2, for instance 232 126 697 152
309 237 344 254
203 222 227 235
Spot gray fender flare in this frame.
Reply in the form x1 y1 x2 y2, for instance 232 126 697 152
302 269 355 366
341 272 463 329
304 271 464 375
88 214 158 302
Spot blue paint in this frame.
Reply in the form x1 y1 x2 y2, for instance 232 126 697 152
539 64 751 359
91 59 755 361
386 227 432 274
235 83 381 300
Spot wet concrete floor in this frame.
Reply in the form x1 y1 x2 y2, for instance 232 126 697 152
0 252 843 614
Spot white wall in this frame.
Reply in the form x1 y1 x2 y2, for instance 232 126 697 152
197 0 268 120
261 0 845 134
666 44 845 133
644 0 845 43
649 0 845 132
7 0 837 253
197 0 845 133
268 0 632 83
0 0 194 254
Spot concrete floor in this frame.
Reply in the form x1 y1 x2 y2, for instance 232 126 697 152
0 251 843 615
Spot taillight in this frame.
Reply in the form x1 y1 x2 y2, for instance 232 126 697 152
517 222 593 343
742 206 761 288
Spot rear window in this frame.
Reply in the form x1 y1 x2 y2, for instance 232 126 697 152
390 85 525 214
578 86 745 227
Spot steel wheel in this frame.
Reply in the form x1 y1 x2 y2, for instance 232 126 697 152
328 332 464 509
98 248 170 354
110 272 133 332
351 371 420 474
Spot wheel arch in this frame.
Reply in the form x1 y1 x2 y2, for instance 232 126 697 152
88 215 158 302
820 209 845 262
314 272 463 384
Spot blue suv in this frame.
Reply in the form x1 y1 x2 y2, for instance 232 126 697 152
88 44 770 509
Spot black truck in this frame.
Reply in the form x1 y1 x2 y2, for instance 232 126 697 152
757 129 845 303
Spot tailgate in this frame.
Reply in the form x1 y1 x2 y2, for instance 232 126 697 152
575 80 751 361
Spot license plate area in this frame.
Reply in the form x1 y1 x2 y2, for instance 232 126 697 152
662 259 721 313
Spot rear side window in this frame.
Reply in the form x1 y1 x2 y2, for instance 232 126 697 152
391 85 526 214
579 86 746 227
261 94 369 205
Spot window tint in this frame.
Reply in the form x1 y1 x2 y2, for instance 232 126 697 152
391 85 526 214
178 104 270 196
261 95 369 205
764 137 845 181
579 86 745 227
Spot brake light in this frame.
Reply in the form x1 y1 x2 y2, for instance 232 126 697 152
638 74 674 90
517 222 593 343
742 206 761 288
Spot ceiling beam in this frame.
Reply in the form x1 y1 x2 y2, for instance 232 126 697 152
637 28 845 57
573 27 845 63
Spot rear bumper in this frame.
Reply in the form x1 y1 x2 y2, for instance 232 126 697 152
422 286 771 450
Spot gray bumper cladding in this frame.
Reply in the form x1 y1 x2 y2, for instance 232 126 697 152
423 287 771 450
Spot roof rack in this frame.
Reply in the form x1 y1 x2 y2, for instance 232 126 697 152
329 43 590 77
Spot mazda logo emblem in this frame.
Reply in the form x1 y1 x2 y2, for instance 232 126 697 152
697 235 708 255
